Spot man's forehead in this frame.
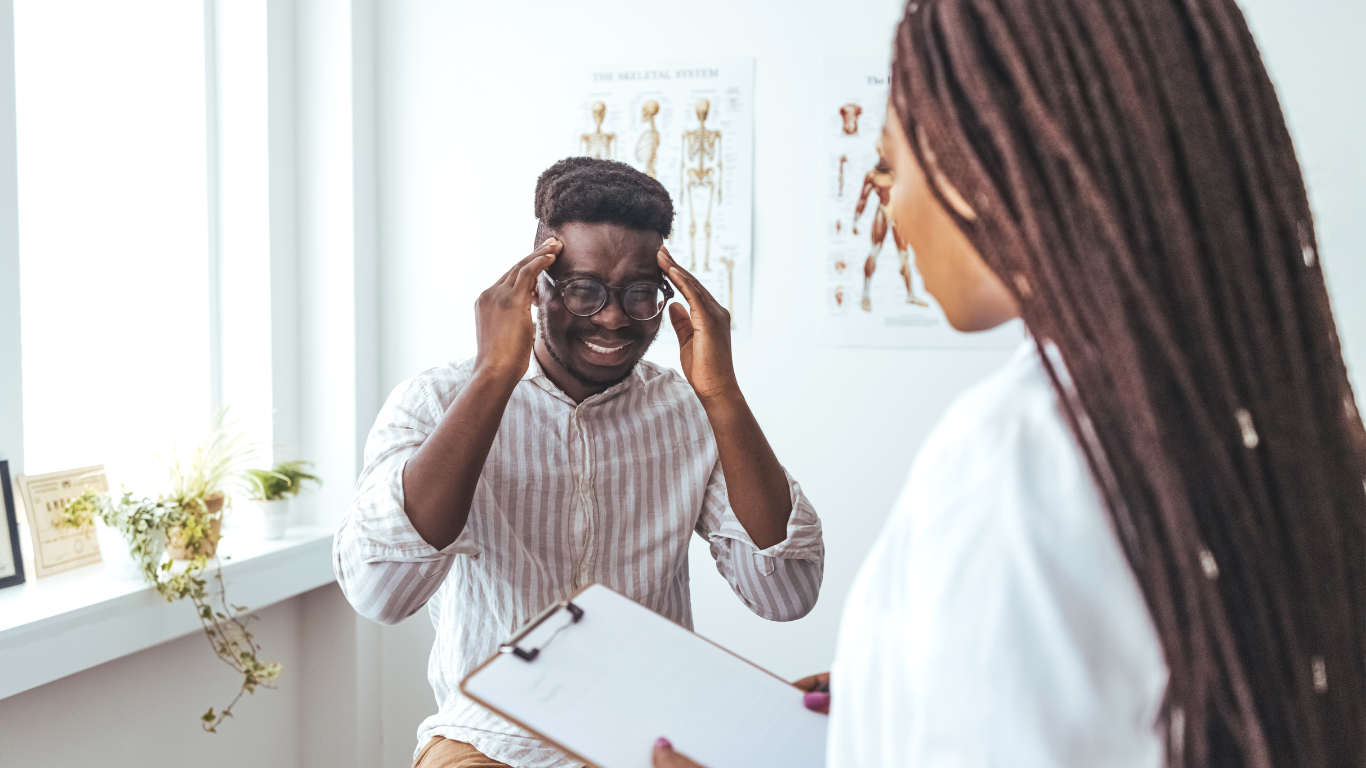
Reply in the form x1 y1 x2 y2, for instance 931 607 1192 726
554 223 662 279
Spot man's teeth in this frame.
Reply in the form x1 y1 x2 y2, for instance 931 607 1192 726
582 340 629 354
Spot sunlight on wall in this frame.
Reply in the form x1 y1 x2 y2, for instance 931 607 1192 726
15 0 210 488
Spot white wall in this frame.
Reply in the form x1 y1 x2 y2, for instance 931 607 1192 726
0 0 21 475
0 583 435 768
1242 0 1366 389
369 0 1366 759
0 598 306 767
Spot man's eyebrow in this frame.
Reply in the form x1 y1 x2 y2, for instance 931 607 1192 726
560 269 666 284
558 269 607 280
623 271 669 284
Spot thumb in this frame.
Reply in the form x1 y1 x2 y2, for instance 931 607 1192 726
802 691 831 715
653 738 702 768
669 302 693 344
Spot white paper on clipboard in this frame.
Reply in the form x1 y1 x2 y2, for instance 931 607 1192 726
459 584 827 768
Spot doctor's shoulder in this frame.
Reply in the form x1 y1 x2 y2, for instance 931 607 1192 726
899 344 1080 532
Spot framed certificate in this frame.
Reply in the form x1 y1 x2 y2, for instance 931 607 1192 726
16 465 107 578
0 460 24 589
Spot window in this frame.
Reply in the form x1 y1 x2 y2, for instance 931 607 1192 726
16 0 211 488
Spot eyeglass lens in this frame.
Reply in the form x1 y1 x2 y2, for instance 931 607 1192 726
561 279 667 321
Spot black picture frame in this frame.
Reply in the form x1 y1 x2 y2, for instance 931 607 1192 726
0 460 26 589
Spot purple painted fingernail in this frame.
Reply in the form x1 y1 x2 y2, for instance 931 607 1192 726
655 737 673 750
803 691 831 710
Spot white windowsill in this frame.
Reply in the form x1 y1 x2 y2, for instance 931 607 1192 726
0 525 336 701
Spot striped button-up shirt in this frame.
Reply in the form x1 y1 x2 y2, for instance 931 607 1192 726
333 355 825 768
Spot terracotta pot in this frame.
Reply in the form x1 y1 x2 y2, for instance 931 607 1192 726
167 493 225 560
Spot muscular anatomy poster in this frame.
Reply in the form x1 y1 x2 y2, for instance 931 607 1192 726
820 57 1020 348
564 59 754 339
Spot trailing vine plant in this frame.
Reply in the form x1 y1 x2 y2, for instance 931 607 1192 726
64 488 283 732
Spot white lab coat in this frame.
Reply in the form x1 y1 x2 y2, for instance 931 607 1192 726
828 342 1168 767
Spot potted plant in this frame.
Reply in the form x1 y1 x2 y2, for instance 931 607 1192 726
160 409 260 559
54 411 308 732
82 488 281 731
243 460 321 539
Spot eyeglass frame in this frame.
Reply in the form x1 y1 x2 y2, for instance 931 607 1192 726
537 271 675 321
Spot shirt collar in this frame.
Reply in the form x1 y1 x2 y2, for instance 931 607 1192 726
522 355 543 382
523 351 643 406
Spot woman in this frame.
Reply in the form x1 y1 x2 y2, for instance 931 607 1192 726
655 0 1364 765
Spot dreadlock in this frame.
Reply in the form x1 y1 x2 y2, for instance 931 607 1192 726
890 0 1366 766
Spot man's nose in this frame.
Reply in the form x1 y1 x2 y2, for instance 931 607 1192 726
591 293 632 330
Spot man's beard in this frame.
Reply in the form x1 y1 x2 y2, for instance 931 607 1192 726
539 319 656 390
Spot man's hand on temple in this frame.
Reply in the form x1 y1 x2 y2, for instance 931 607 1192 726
399 239 561 551
474 237 561 385
657 245 739 403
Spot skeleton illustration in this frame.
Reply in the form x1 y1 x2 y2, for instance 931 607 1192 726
853 139 929 311
635 100 661 178
581 101 616 160
679 98 722 270
839 103 863 135
718 254 736 328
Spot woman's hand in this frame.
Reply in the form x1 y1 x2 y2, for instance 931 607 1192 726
794 672 831 714
649 676 828 766
652 738 705 767
657 245 739 403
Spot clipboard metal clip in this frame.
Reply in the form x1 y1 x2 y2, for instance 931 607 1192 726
499 599 585 662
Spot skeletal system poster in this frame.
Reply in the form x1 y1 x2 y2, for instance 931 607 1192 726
565 59 754 338
820 57 1020 348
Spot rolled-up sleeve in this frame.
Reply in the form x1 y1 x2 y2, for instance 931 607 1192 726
695 461 824 622
333 373 481 625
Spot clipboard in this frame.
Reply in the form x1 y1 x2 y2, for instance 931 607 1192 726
459 584 827 768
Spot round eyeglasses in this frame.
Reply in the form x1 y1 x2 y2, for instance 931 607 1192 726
539 272 675 321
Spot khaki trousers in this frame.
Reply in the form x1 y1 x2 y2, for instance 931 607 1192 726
413 737 512 768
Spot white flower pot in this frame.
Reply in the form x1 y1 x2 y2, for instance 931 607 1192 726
260 499 290 540
95 518 165 579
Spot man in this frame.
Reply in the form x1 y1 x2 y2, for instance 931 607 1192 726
334 157 824 768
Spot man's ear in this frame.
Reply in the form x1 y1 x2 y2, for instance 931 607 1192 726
531 276 545 309
534 219 554 250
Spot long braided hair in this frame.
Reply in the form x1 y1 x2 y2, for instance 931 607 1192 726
890 0 1365 765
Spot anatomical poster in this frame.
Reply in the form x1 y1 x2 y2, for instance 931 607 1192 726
820 57 1020 348
564 59 754 340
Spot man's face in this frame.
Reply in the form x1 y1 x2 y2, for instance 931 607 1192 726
536 221 667 390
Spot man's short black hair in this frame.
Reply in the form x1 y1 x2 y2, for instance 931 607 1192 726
533 157 674 246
